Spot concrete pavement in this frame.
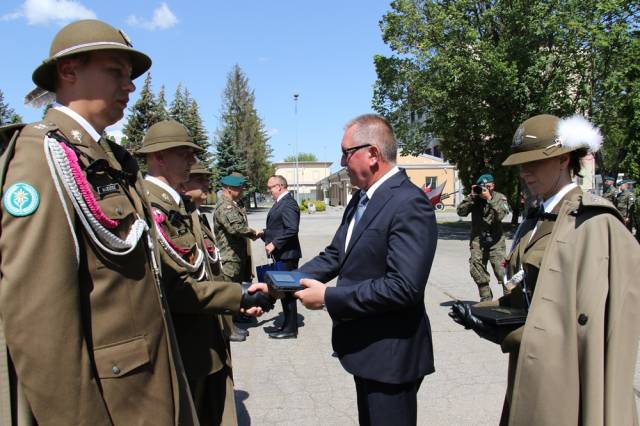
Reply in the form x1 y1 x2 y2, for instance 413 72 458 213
230 206 640 425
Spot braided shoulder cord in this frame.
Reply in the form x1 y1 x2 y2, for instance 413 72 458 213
45 135 147 256
152 209 205 274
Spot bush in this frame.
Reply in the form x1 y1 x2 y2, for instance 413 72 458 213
299 200 325 213
314 200 326 212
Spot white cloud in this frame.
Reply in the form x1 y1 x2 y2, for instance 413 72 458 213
1 0 96 25
267 128 279 137
127 3 177 31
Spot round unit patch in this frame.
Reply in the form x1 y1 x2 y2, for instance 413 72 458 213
3 182 40 217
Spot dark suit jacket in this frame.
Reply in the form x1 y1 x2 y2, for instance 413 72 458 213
298 170 437 384
263 192 302 261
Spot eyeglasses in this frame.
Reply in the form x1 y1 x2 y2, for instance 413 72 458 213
341 143 372 158
267 184 282 190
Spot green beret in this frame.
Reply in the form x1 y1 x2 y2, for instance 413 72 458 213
221 174 247 187
476 174 494 185
620 179 636 185
604 176 615 181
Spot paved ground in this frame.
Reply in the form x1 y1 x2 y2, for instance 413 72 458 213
230 206 640 425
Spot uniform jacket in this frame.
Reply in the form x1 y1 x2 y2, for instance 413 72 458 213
457 190 510 245
214 196 254 281
0 110 196 425
298 170 437 384
501 189 640 425
144 179 241 379
263 192 301 261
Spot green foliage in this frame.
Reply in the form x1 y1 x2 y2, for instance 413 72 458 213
155 85 169 122
283 152 318 162
122 73 162 169
0 90 21 125
300 199 326 213
373 0 640 206
214 64 272 206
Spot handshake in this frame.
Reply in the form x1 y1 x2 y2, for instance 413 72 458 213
238 281 280 316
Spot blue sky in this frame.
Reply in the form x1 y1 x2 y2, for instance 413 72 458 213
0 0 394 169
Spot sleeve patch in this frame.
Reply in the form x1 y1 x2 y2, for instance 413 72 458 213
3 182 40 217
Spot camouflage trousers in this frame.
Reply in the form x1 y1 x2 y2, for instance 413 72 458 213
469 239 506 298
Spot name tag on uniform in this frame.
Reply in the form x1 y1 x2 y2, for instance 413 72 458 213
97 183 120 197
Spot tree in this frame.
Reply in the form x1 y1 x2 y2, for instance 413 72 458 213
169 83 189 124
122 73 160 168
373 0 640 213
184 98 212 168
283 152 318 162
155 85 169 122
214 65 272 207
0 90 22 125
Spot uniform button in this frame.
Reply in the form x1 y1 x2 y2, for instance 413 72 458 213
112 366 121 375
577 314 588 325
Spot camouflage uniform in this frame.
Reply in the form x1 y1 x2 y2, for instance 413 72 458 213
457 190 510 300
615 189 636 232
602 186 618 204
214 195 256 282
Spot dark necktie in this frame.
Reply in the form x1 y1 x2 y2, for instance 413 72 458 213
354 191 369 224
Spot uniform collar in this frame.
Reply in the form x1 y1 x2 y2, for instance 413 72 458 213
144 175 182 205
542 183 577 213
53 103 102 142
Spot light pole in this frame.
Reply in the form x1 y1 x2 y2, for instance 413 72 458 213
293 93 299 203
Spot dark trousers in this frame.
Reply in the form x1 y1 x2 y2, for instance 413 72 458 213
354 376 423 426
279 259 299 333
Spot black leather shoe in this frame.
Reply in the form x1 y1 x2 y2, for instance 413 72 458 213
234 326 249 337
268 331 297 339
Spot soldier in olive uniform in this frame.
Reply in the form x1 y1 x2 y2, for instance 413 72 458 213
138 120 274 426
614 179 636 232
0 20 197 424
457 174 511 301
602 176 617 203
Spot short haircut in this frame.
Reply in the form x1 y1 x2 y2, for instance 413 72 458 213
344 114 397 164
54 52 92 91
270 175 288 188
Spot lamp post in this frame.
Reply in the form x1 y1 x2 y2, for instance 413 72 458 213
293 93 299 203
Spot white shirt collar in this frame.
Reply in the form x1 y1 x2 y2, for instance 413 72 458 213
363 166 400 200
53 103 101 142
276 190 290 203
145 175 182 205
542 183 577 213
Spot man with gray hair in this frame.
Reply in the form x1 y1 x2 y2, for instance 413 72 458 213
294 114 437 425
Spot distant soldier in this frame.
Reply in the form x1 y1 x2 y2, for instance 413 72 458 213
602 176 617 203
457 174 511 301
0 20 197 424
615 179 636 231
214 174 261 341
139 120 274 425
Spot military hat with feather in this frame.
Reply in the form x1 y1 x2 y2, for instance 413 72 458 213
503 114 603 166
25 19 151 106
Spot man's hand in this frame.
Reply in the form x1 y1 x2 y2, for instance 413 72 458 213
255 230 265 239
294 278 326 310
265 242 275 255
241 283 276 312
240 306 264 317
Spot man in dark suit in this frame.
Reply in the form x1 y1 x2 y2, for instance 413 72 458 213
260 175 302 339
295 114 437 425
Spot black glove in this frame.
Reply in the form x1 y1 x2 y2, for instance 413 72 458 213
448 301 504 344
240 287 275 312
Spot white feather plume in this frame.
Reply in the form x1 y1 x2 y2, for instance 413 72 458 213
555 114 603 152
24 87 56 109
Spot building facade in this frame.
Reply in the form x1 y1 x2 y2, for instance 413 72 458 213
273 161 332 202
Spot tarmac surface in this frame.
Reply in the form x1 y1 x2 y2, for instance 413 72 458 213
230 205 640 425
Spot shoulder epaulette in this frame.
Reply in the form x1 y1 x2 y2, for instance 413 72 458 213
0 123 27 147
577 192 624 222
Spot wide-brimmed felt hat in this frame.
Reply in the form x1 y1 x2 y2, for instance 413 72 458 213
503 114 603 166
220 174 247 188
33 19 152 92
190 163 212 176
137 120 203 154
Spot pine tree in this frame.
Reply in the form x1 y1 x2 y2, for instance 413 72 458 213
215 65 271 207
214 127 246 189
122 73 160 168
155 85 169 122
169 83 189 124
185 98 211 167
0 90 21 125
